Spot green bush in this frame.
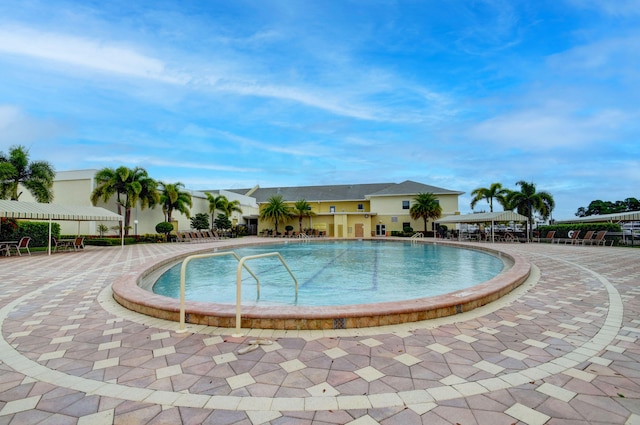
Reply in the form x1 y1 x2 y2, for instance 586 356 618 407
84 237 137 246
14 221 61 247
139 233 166 243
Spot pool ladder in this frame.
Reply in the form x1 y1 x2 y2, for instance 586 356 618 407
177 251 298 336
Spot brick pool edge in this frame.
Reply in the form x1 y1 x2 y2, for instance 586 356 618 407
111 240 531 330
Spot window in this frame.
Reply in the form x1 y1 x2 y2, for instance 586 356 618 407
402 222 411 229
391 216 398 222
357 203 364 211
402 200 410 209
329 206 336 213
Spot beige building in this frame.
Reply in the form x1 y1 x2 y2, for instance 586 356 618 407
227 180 463 237
19 170 462 238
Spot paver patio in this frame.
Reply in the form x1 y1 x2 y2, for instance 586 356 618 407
0 237 638 424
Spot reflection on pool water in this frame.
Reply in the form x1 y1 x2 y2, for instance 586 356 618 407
152 240 505 307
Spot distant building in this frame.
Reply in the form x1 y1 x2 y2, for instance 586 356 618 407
19 170 463 238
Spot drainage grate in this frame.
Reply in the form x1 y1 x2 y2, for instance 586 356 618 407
333 318 346 329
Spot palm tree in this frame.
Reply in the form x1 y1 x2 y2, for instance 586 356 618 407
292 199 316 234
0 145 55 202
221 198 243 220
504 181 555 240
90 166 160 236
410 192 443 234
205 193 227 228
470 183 508 212
259 194 292 235
159 182 192 223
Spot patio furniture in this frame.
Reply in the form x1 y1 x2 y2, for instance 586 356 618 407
7 237 31 256
52 237 75 252
585 230 610 246
0 240 17 256
72 237 85 251
577 230 595 245
534 231 556 243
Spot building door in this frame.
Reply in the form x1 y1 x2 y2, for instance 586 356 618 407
375 224 386 237
355 223 364 238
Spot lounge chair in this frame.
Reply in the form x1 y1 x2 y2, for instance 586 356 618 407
577 230 594 245
7 237 31 256
534 231 555 243
585 230 610 246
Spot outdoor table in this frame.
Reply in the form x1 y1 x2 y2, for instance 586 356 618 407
0 241 18 256
56 239 76 251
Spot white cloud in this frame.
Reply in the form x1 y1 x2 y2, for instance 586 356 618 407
0 26 188 84
468 105 632 151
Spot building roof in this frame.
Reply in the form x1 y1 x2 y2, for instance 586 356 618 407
226 180 463 203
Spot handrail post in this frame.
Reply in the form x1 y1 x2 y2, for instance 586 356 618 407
177 251 260 333
233 252 299 337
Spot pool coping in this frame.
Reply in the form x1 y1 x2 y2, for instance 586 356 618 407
111 238 531 330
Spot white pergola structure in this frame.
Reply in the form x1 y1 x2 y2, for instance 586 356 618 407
0 200 123 255
435 211 530 243
556 210 640 244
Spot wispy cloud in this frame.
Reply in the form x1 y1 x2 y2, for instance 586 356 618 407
0 26 188 84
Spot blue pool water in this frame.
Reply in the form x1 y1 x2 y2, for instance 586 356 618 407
152 240 505 307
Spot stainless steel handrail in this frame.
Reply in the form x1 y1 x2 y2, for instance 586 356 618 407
177 251 260 333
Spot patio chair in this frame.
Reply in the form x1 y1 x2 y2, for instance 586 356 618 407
10 237 31 256
73 237 85 251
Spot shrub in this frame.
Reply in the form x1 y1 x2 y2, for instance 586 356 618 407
191 213 209 230
155 222 174 235
14 221 60 247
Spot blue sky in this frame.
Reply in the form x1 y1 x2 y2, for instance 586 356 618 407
0 0 638 220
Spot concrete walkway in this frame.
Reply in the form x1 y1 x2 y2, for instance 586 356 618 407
0 238 638 424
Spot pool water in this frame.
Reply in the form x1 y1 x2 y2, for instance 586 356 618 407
152 240 505 307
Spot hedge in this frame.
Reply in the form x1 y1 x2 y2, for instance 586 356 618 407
14 221 61 247
84 237 137 246
537 223 621 239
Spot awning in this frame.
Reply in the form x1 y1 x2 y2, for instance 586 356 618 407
0 200 123 221
435 211 529 243
0 200 123 254
435 211 529 224
556 210 640 223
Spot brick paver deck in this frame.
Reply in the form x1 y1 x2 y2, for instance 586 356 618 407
0 238 638 424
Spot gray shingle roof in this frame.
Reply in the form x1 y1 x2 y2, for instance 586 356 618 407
226 180 463 203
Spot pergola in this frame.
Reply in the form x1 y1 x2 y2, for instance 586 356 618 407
435 211 530 243
556 210 640 244
556 210 640 223
0 200 123 255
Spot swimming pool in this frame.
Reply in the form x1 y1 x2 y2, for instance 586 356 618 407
152 240 505 307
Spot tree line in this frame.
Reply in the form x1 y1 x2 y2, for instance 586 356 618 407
0 145 242 237
575 198 640 217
